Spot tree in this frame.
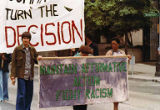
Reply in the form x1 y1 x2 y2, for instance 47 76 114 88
84 0 159 52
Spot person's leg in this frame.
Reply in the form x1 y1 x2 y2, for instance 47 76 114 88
0 70 3 101
114 102 119 110
73 105 80 110
2 71 9 100
16 78 26 110
25 80 33 110
73 105 87 110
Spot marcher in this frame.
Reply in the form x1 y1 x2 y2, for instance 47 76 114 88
10 32 40 110
0 53 11 102
85 37 99 56
106 38 131 110
73 45 93 110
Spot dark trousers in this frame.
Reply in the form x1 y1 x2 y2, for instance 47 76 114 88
73 105 87 110
16 78 33 110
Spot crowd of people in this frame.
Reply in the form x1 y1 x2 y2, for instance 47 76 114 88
0 31 130 110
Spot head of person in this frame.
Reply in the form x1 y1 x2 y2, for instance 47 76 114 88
111 38 120 51
79 45 93 56
22 32 31 47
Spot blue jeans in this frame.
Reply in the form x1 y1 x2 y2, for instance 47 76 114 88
16 78 33 110
0 70 9 101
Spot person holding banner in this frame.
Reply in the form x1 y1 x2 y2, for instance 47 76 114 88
0 53 11 102
10 32 40 110
85 37 99 56
106 38 131 110
73 45 93 110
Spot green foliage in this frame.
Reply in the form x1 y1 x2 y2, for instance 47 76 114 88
84 0 159 39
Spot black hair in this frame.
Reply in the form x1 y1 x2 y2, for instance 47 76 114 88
22 32 31 41
79 45 93 54
111 38 120 44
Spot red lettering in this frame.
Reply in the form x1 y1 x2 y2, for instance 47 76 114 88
61 21 72 44
45 23 57 45
72 19 83 43
3 19 84 51
57 22 61 45
40 24 44 46
5 26 16 48
28 25 39 46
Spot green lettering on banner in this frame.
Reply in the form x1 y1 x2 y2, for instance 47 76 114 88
85 89 90 99
119 62 127 72
95 63 99 72
40 65 46 75
77 89 81 100
56 90 61 101
91 90 95 99
59 64 64 73
81 64 89 73
95 88 99 98
100 88 106 98
112 62 118 72
62 90 66 100
94 76 100 86
63 64 78 74
69 64 78 74
108 63 112 72
85 88 113 99
73 89 77 100
50 65 59 74
46 66 51 75
64 64 69 74
56 65 60 74
102 88 107 98
107 88 113 97
100 63 108 72
56 89 81 101
90 63 94 73
69 90 73 100
73 77 81 87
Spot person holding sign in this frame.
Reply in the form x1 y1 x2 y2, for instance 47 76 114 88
106 38 131 110
73 45 93 110
10 32 40 110
0 53 11 102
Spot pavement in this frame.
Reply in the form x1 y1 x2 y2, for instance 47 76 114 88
128 63 160 82
0 62 160 110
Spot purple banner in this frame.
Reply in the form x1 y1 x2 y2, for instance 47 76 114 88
39 56 128 108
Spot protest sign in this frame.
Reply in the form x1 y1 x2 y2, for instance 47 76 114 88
39 56 128 108
0 0 85 53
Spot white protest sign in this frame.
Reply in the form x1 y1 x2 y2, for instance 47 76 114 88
0 0 85 53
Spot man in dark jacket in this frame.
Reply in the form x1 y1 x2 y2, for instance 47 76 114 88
0 53 11 102
10 32 40 110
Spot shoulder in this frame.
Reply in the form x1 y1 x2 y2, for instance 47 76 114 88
13 45 23 52
106 49 113 56
30 46 38 55
30 46 36 51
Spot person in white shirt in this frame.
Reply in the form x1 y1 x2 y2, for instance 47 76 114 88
106 38 131 110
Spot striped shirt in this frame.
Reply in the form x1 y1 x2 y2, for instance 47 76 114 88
23 46 32 80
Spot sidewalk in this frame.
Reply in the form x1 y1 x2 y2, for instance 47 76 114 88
128 63 160 82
